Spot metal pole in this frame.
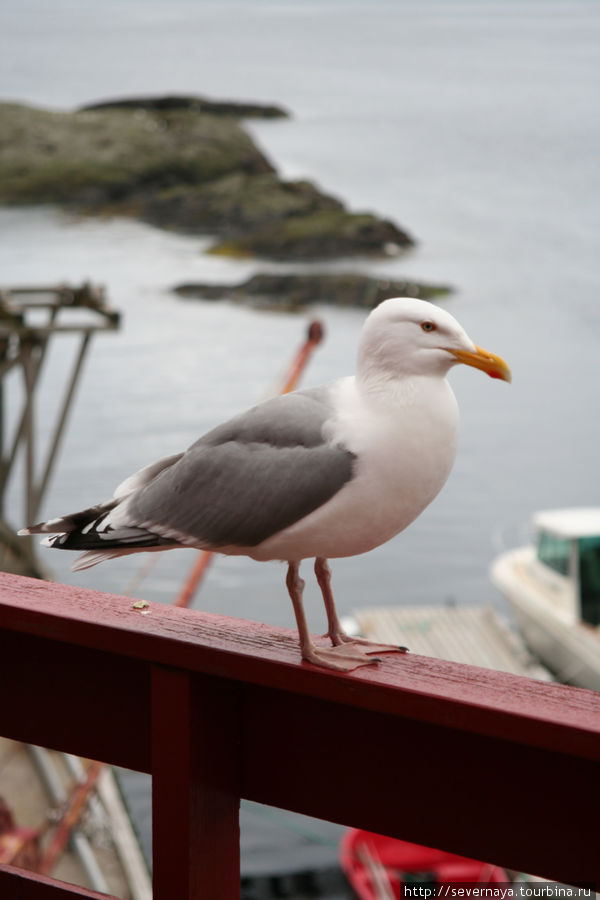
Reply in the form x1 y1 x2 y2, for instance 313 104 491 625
21 341 41 528
34 331 91 512
0 338 46 496
0 337 6 519
28 745 109 894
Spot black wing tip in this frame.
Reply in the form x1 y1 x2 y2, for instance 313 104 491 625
45 527 174 553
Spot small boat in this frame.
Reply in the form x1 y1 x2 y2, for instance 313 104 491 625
491 508 600 691
340 830 508 899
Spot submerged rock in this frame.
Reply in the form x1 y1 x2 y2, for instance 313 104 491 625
173 273 452 311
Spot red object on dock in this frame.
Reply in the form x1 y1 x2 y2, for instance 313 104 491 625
340 830 507 899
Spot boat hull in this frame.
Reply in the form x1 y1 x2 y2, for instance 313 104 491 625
491 549 600 691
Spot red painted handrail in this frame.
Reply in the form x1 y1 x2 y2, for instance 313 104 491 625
0 571 598 897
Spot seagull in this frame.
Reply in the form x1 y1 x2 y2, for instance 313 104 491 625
20 298 511 671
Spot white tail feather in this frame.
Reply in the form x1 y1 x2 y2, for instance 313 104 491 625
71 549 133 571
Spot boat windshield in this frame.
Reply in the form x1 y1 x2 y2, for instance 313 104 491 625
579 537 600 626
537 531 570 576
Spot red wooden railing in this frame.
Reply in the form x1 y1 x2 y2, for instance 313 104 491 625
0 571 598 898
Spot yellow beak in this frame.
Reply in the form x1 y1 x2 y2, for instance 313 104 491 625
449 345 512 382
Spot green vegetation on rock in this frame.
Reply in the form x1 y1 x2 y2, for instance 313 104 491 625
139 173 344 235
210 210 412 260
0 102 273 206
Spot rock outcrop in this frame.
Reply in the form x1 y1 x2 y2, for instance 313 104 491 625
174 273 452 311
79 93 289 119
0 101 272 206
0 99 414 260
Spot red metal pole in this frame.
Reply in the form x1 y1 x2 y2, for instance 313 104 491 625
38 761 103 877
279 320 324 395
173 543 214 609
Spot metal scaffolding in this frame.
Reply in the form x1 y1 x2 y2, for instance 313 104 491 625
0 283 120 577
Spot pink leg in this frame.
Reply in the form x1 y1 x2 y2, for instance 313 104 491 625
285 562 379 672
314 557 409 655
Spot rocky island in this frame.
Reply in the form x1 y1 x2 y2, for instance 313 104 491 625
0 97 413 259
0 94 451 304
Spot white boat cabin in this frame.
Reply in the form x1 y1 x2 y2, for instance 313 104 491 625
532 508 600 627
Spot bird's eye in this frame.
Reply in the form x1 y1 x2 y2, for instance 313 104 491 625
421 321 436 332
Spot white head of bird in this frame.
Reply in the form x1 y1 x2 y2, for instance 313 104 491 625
356 298 511 385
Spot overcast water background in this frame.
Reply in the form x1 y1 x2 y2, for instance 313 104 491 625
1 0 599 880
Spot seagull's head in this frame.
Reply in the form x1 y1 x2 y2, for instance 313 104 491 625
357 297 511 385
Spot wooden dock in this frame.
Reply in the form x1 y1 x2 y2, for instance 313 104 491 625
348 603 552 680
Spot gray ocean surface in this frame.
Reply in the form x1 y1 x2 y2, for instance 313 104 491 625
1 0 599 881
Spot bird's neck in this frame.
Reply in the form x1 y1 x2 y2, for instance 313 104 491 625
356 369 452 411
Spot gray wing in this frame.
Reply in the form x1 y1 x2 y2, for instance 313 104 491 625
127 386 356 548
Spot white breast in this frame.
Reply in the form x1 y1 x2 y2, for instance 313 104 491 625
252 375 459 563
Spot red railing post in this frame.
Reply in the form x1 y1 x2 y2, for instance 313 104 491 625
151 666 241 899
